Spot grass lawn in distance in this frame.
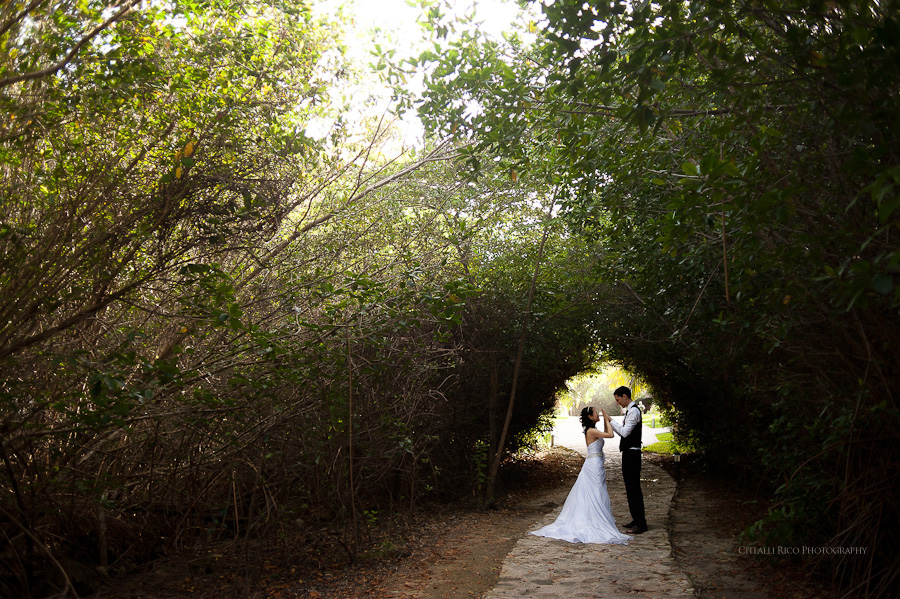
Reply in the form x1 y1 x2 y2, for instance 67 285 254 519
643 432 694 455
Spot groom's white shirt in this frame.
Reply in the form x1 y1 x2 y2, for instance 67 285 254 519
610 400 640 440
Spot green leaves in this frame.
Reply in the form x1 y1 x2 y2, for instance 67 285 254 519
681 161 700 177
401 4 900 593
2 2 898 594
868 165 900 224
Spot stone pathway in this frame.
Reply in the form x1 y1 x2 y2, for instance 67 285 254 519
484 452 694 599
670 475 769 599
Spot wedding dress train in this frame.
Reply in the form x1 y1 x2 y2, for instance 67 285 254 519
529 437 631 544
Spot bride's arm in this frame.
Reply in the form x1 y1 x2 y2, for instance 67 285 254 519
598 410 614 438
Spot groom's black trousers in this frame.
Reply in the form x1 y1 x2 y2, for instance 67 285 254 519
622 449 646 527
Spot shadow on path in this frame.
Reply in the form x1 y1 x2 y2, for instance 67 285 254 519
670 462 832 599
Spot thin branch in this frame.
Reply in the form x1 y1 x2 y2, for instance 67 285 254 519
0 0 143 88
0 505 75 597
485 200 554 505
0 0 45 42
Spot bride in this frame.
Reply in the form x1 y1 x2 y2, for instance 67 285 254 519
529 406 631 544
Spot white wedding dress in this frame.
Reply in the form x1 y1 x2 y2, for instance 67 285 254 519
529 437 631 544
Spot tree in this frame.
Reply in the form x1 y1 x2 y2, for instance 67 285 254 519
391 1 900 595
1 1 463 593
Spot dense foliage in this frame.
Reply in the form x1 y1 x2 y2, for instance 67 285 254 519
6 0 899 597
391 0 900 596
0 2 606 596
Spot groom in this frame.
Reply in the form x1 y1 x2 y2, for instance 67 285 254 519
610 386 647 534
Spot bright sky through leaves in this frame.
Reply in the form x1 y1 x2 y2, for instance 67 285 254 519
309 0 526 149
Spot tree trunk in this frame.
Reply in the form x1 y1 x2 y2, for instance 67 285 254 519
483 206 553 506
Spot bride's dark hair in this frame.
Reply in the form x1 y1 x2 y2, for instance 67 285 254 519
580 407 596 433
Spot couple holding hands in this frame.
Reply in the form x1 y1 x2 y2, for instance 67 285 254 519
530 386 647 544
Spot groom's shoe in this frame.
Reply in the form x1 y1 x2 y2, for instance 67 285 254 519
626 524 648 534
623 521 635 528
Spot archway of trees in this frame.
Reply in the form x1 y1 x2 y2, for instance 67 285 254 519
2 1 898 598
388 1 900 597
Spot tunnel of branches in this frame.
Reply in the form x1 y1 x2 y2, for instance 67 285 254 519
2 1 899 598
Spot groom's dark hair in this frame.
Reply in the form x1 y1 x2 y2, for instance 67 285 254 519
614 386 632 399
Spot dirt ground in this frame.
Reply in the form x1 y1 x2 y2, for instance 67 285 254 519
91 448 833 599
